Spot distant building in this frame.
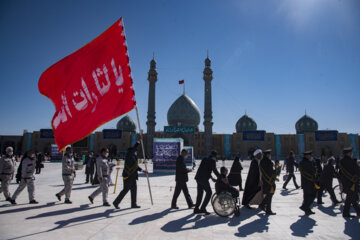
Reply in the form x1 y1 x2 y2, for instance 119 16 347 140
1 57 359 160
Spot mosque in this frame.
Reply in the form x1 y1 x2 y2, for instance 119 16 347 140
0 56 359 160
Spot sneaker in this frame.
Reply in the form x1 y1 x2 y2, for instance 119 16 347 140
103 202 111 207
282 187 288 190
10 199 16 205
171 205 179 209
29 200 39 204
64 199 72 204
113 202 120 209
131 205 141 208
55 194 61 201
188 204 195 209
88 196 94 204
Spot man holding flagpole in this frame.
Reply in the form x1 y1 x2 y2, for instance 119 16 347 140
113 135 148 209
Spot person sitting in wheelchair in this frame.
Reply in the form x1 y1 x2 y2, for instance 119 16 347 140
215 167 239 199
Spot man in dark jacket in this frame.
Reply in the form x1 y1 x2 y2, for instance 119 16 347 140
194 150 220 215
259 149 276 215
171 149 194 209
282 151 299 190
317 157 341 205
113 135 148 209
339 147 360 218
299 150 317 215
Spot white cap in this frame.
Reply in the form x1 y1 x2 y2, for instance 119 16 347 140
253 149 262 156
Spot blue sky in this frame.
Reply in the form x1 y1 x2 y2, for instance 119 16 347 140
0 0 359 135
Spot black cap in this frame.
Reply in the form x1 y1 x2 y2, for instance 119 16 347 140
343 147 353 154
303 150 313 155
263 149 272 154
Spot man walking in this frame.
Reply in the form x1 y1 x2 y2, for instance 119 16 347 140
339 147 360 218
88 148 111 206
283 151 300 190
113 135 148 209
0 147 16 202
299 150 317 215
56 146 76 204
194 150 220 215
171 149 194 209
259 149 276 215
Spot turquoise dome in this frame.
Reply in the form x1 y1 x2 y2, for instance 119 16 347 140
167 94 201 127
116 115 136 132
295 114 318 134
236 114 257 133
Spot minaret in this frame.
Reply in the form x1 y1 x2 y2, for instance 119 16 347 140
146 56 157 158
203 52 213 156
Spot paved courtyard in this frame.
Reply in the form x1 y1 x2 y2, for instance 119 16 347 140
0 160 358 240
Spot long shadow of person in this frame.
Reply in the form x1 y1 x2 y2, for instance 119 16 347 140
129 208 176 225
161 213 203 232
290 216 316 237
0 202 56 214
234 214 269 237
317 205 341 217
26 204 101 219
280 189 299 196
344 217 360 239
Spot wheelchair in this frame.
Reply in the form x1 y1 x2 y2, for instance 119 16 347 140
211 191 240 217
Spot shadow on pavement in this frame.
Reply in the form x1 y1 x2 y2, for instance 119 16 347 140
129 208 187 225
235 214 269 237
26 204 100 219
161 207 261 233
344 217 360 239
317 205 341 217
290 216 317 237
0 202 56 214
8 208 149 240
280 189 299 196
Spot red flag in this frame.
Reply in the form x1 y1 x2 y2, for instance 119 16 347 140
179 80 184 84
38 18 136 151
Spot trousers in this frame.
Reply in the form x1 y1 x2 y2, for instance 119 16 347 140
12 178 35 201
90 177 109 203
0 175 12 199
171 181 194 207
58 175 74 199
195 180 212 210
283 173 299 188
113 178 137 206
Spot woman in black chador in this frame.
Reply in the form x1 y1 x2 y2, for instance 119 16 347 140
228 155 243 191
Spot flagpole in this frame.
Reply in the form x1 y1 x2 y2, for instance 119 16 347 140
135 106 154 205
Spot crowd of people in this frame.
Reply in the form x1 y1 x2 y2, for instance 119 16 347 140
0 141 359 219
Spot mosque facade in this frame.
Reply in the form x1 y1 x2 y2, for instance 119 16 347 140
0 56 359 160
